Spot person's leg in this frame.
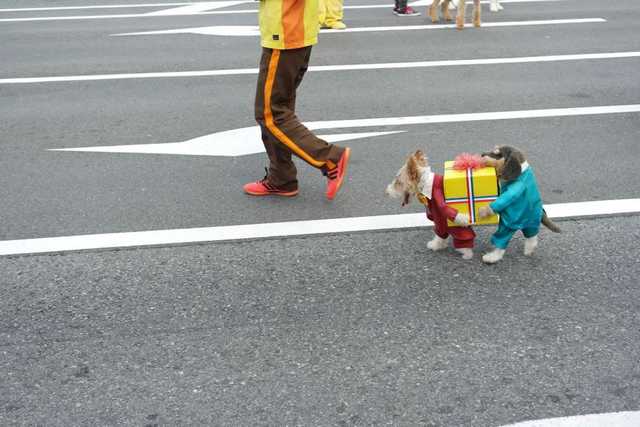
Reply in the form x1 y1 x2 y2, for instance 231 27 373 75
318 0 327 26
261 129 298 191
266 47 344 169
324 0 345 28
251 48 298 192
254 47 350 198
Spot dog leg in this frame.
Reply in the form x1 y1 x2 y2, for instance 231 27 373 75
472 0 481 27
524 236 538 256
455 0 465 30
427 235 448 251
429 0 441 23
456 248 474 260
482 248 505 264
442 0 452 21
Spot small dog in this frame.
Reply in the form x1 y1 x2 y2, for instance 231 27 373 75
428 0 481 30
478 146 560 264
385 150 476 259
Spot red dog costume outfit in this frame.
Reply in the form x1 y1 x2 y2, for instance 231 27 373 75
419 174 476 249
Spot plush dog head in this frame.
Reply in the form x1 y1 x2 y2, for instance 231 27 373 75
385 150 431 206
481 145 526 182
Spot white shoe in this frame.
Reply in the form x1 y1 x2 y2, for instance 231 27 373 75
456 248 474 260
427 235 448 251
524 236 538 256
482 248 505 264
490 0 503 11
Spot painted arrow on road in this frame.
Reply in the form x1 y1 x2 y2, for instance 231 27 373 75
50 105 640 157
144 1 251 15
51 131 405 157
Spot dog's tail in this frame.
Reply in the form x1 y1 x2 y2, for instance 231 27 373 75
541 209 561 233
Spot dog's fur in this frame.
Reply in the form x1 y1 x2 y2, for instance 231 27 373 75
429 0 503 30
385 150 475 260
479 145 560 263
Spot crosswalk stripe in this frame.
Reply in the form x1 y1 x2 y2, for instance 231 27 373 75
112 18 606 37
4 51 638 85
0 0 564 13
0 0 565 20
1 199 639 256
0 3 192 12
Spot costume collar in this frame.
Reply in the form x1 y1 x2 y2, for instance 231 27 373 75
521 161 530 172
416 169 434 206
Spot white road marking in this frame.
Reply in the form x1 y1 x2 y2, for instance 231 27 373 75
410 0 563 5
500 411 640 427
1 199 639 256
0 3 194 12
0 11 252 23
52 131 405 157
4 51 639 85
113 18 606 37
0 0 563 13
0 0 564 20
144 1 251 15
50 104 640 157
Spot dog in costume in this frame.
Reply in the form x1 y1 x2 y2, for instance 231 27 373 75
385 150 476 260
479 146 560 264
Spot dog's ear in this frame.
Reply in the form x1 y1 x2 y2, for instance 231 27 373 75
501 146 525 181
407 155 420 184
414 150 428 167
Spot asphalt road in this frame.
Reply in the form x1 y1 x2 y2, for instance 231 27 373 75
1 0 639 425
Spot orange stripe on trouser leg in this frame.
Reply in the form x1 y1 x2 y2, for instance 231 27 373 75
264 49 326 169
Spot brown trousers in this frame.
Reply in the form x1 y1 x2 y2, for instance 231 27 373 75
255 46 344 191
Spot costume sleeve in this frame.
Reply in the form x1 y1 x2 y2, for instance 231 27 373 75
490 181 525 213
432 186 459 220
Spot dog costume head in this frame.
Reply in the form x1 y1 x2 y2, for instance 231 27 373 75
481 145 526 182
385 150 432 206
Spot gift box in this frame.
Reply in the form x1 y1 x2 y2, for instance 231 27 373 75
443 160 499 226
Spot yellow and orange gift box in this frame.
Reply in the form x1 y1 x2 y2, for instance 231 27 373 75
443 159 499 227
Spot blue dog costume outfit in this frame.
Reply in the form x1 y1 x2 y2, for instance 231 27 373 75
488 162 543 249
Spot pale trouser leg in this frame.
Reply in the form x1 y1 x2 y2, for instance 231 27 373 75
324 0 343 25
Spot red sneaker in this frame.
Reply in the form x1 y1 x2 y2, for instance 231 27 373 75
325 148 351 200
243 176 298 197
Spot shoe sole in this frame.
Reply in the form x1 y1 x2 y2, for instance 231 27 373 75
326 147 350 200
244 189 299 197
